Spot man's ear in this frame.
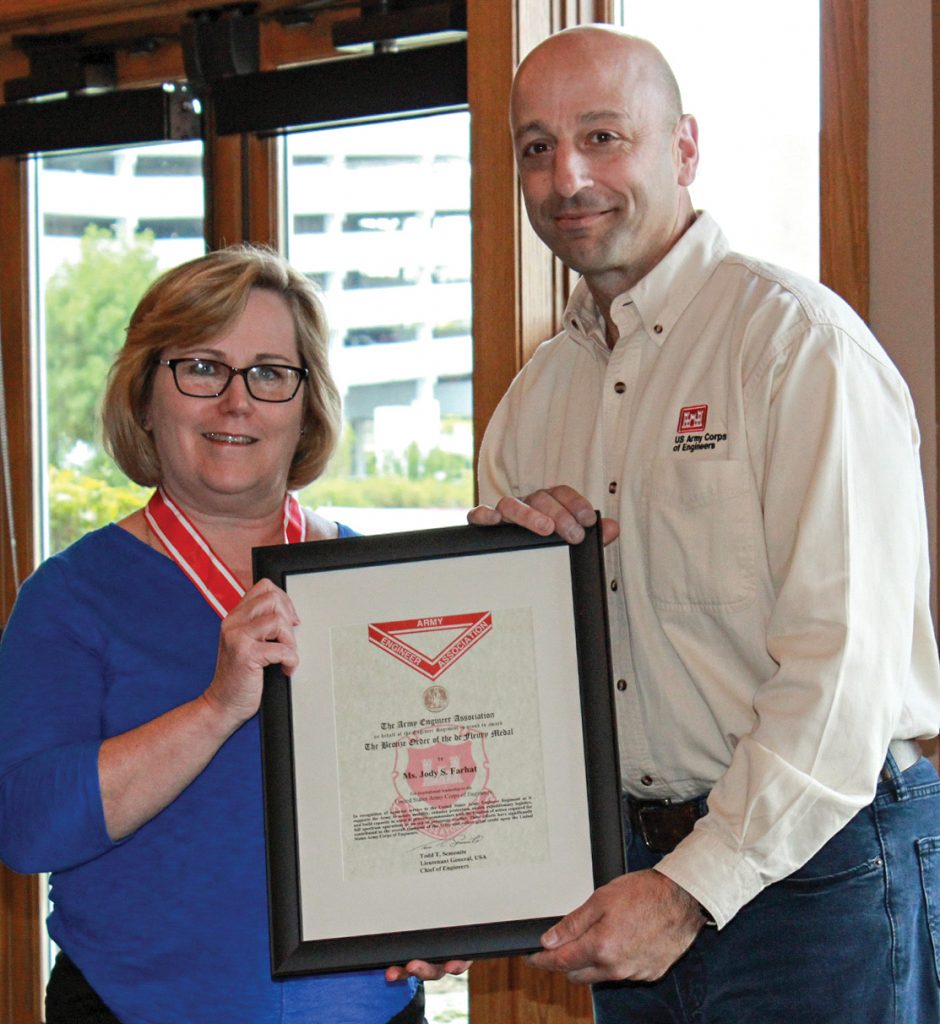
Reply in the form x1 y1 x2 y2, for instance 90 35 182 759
674 114 699 187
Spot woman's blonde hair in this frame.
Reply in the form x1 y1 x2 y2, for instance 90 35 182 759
102 244 341 490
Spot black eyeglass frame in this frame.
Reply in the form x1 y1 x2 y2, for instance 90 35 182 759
159 357 309 403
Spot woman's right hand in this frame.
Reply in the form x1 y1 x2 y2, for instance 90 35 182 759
203 578 301 731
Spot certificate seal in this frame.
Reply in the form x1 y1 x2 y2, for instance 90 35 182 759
422 684 449 712
391 724 495 841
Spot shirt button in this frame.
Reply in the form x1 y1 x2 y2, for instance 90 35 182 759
616 678 628 691
641 775 654 787
614 381 626 394
610 579 618 592
608 481 617 494
653 324 663 334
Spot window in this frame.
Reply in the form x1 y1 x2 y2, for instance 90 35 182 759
293 213 329 234
32 141 205 559
343 324 421 345
134 153 202 176
283 113 473 538
433 320 472 339
43 213 118 237
345 154 421 169
343 269 419 290
42 152 116 175
135 216 204 238
342 211 419 232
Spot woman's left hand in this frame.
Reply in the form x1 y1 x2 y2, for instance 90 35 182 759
384 959 473 983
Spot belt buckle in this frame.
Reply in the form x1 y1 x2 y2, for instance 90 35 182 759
636 799 674 854
634 798 702 854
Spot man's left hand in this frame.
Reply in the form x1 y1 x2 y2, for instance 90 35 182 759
529 869 706 984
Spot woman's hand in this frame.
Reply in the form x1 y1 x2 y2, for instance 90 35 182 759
203 579 301 731
384 959 473 983
100 580 300 841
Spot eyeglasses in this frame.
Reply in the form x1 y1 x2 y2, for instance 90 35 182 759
159 358 308 403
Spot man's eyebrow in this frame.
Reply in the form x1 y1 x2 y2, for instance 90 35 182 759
579 109 633 127
513 110 634 141
513 119 550 142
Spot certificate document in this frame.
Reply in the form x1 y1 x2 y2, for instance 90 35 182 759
332 604 548 879
255 523 623 974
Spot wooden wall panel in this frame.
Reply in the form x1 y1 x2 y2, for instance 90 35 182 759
203 125 279 252
821 0 868 320
0 156 33 614
468 0 522 467
0 155 42 1024
0 864 42 1024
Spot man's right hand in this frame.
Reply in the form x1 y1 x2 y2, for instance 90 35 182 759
468 485 619 546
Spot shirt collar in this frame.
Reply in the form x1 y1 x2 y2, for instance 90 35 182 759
563 211 729 352
563 279 609 352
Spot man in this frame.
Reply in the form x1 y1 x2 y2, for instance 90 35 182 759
470 25 940 1023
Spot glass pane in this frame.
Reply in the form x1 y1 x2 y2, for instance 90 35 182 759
32 140 206 559
618 0 820 279
283 113 473 539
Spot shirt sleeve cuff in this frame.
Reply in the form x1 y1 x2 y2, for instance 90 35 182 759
653 826 765 929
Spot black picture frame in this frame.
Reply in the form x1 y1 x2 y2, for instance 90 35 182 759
253 521 623 976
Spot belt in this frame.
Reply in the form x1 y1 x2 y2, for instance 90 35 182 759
626 795 707 854
628 741 922 855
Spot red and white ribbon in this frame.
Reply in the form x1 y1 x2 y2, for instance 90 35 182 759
144 487 306 618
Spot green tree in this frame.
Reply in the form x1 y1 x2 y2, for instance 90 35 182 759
48 466 149 552
44 226 160 480
43 227 162 551
300 437 474 510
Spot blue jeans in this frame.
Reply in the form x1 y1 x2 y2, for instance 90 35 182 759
593 756 940 1024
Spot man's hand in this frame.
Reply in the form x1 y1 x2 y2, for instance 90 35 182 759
469 485 619 546
528 870 706 984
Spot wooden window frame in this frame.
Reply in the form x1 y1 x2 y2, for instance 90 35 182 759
0 1 870 1021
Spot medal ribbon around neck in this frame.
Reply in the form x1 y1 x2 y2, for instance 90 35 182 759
144 487 306 618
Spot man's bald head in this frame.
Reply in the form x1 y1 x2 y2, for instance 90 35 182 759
508 25 698 313
511 27 683 133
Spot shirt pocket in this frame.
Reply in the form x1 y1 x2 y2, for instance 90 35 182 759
646 459 757 610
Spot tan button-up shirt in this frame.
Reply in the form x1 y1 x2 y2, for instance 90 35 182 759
478 212 940 925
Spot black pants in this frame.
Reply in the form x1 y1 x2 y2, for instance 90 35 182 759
46 951 427 1024
45 953 120 1024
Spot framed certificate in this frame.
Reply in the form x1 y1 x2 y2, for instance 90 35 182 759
253 521 623 976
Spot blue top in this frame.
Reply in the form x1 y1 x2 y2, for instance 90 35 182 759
0 524 418 1024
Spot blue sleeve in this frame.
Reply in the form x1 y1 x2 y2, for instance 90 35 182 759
0 560 115 873
335 522 360 538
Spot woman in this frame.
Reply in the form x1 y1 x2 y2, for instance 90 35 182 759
0 246 426 1023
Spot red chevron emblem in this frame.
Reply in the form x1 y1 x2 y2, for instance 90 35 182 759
368 611 493 681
